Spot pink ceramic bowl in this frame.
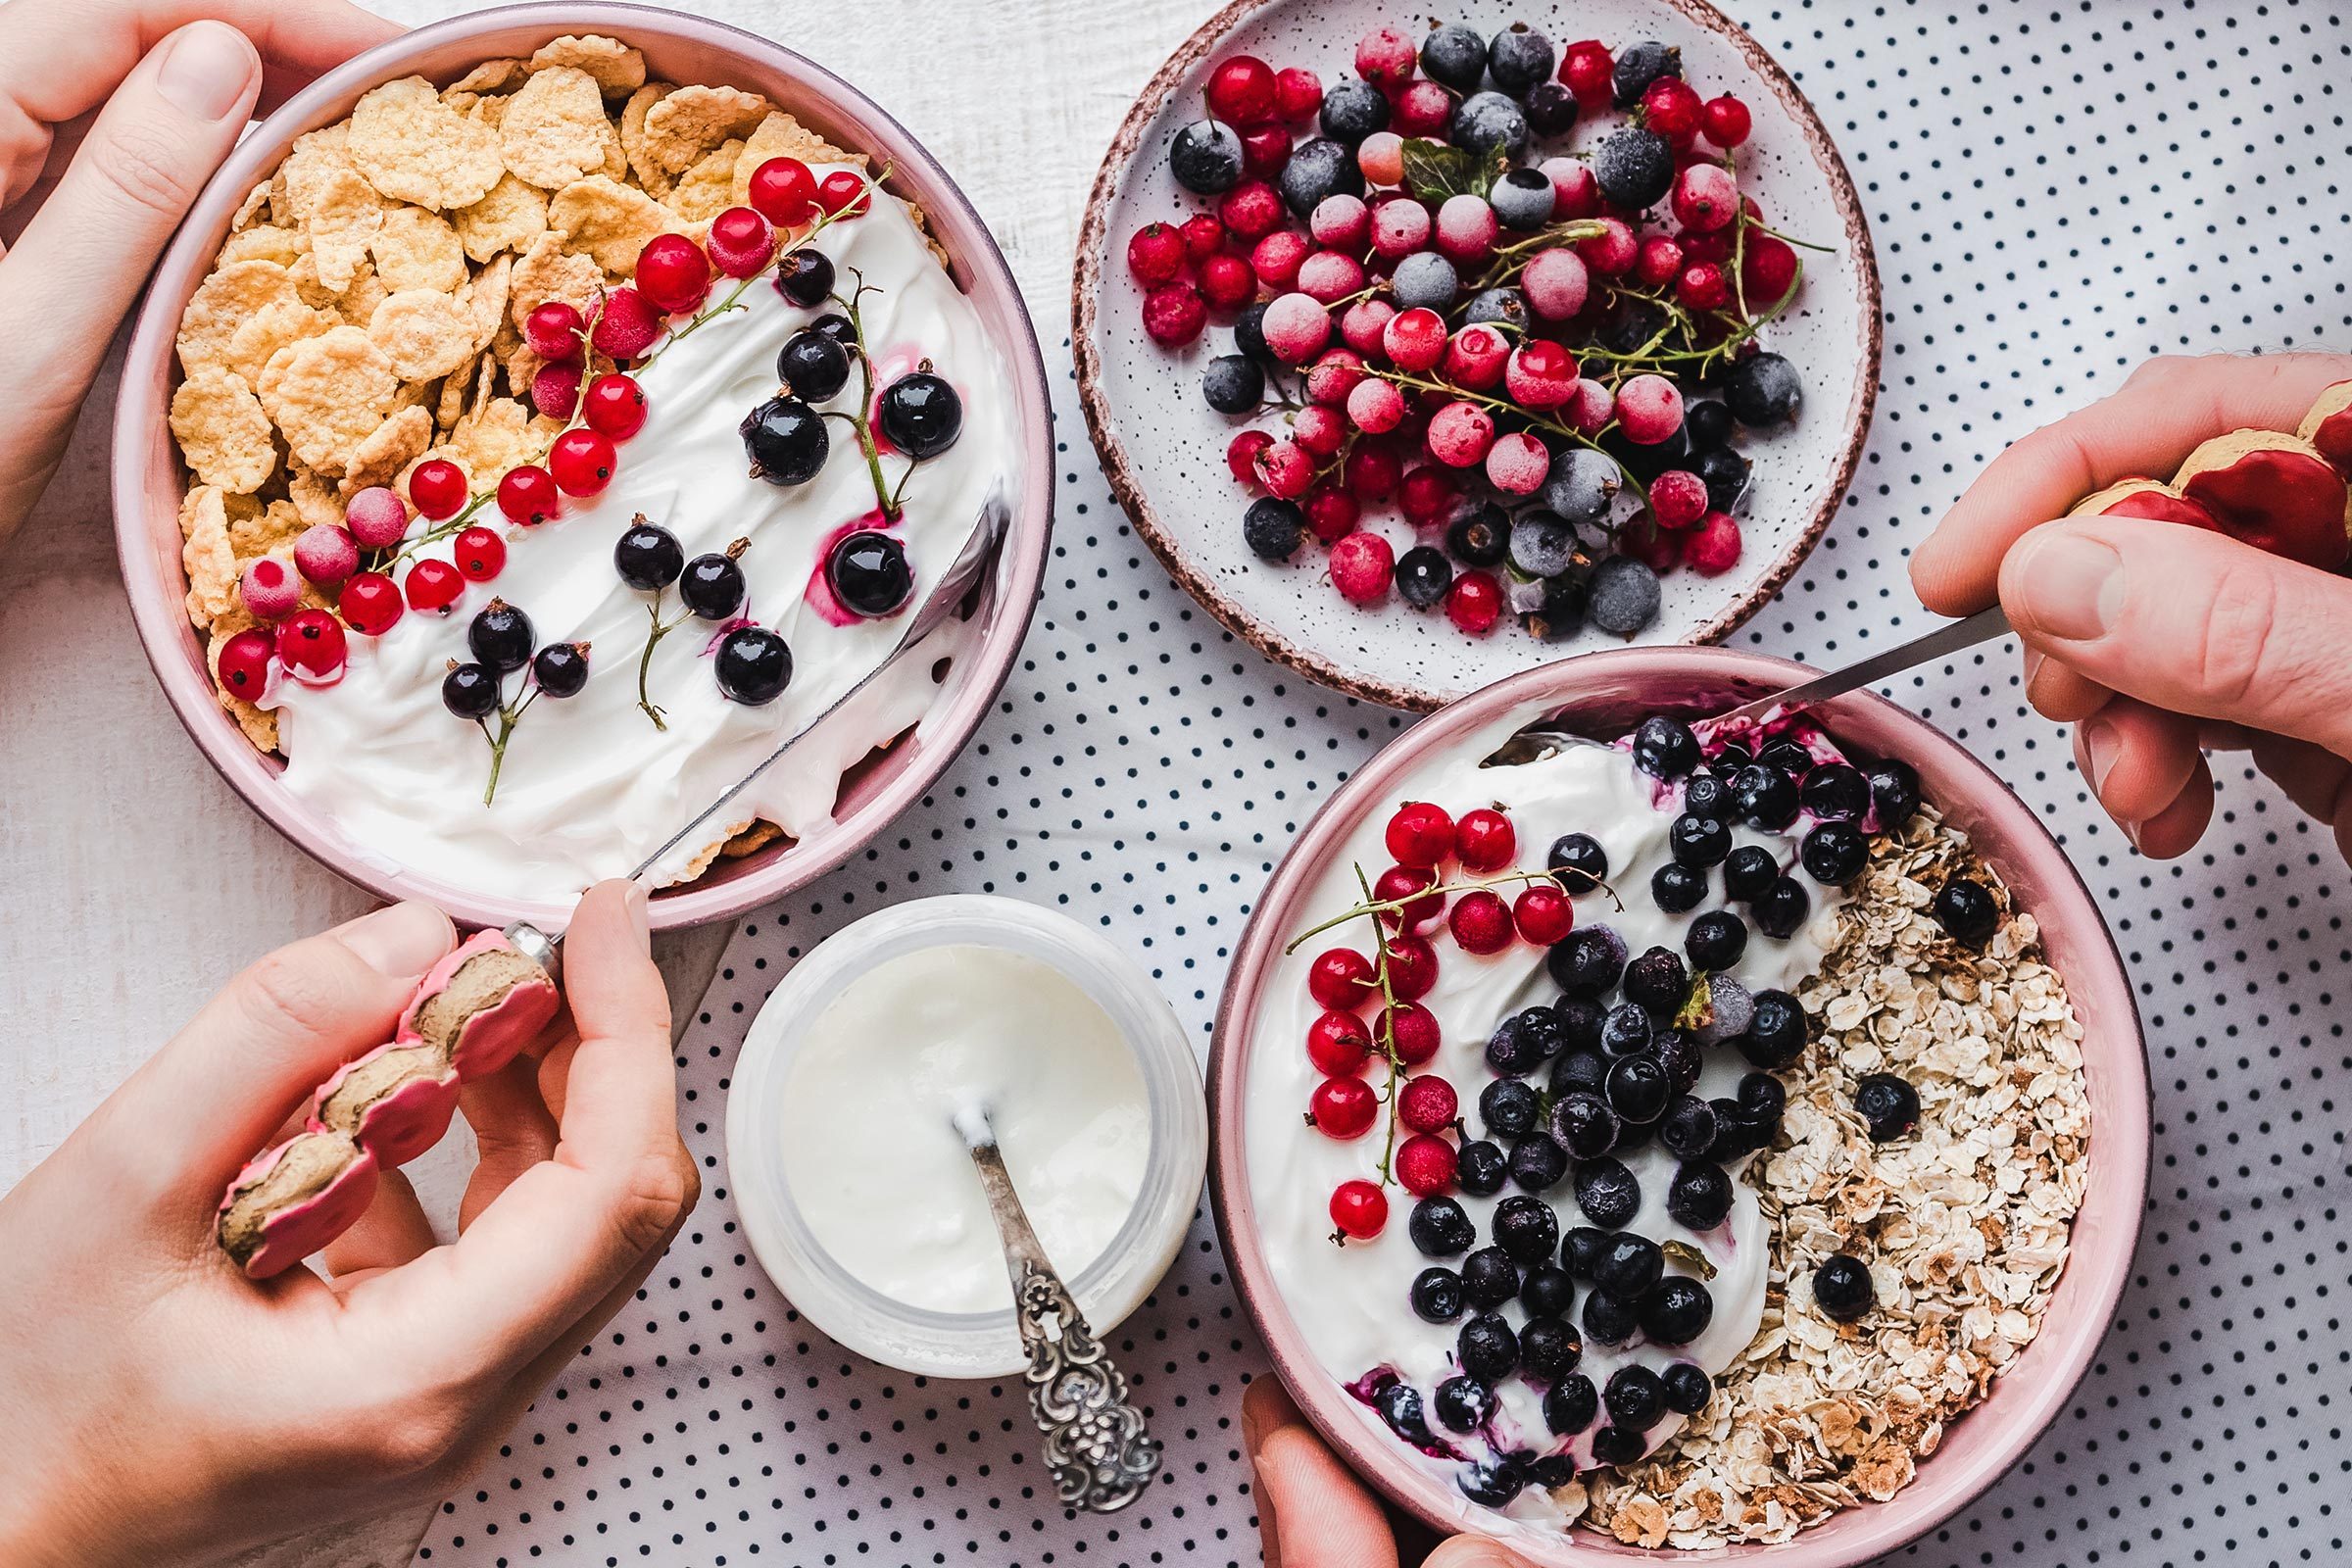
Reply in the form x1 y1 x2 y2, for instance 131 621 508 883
111 2 1052 933
1208 647 2151 1565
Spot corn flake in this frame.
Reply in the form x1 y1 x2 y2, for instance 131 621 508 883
618 82 674 192
506 229 602 330
181 485 238 626
260 325 400 476
307 168 383 292
171 369 278 494
349 75 505 211
177 260 299 376
342 405 434 494
499 65 612 189
452 172 549 262
447 58 525 96
367 288 479 381
369 204 466 292
549 173 674 274
529 34 646 97
668 138 741 221
641 83 769 176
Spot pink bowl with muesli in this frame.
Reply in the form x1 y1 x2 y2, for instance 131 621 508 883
1209 646 2149 1564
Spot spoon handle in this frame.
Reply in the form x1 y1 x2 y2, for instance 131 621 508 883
964 1137 1162 1513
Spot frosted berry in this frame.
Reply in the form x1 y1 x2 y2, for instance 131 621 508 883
1260 292 1331 363
1576 217 1639 276
1328 530 1394 605
1446 569 1502 634
216 627 275 696
1382 1001 1442 1063
1455 808 1516 872
1206 55 1277 126
1382 306 1448 372
1308 947 1376 1009
1387 803 1454 869
1701 94 1752 148
1678 261 1731 311
1672 162 1739 231
1505 341 1579 409
343 486 411 554
404 463 466 524
590 285 663 359
1398 1074 1459 1134
1274 66 1323 122
1449 890 1514 955
337 571 403 636
1126 221 1187 284
1650 469 1709 530
1426 400 1494 468
746 156 819 224
1635 235 1684 289
1141 281 1206 346
1566 378 1616 436
1541 156 1600 220
529 359 581 420
1296 249 1363 304
1347 377 1406 434
1434 193 1498 264
1393 77 1451 136
1343 441 1400 499
1355 131 1404 187
1521 247 1590 320
1307 1010 1372 1076
1252 437 1313 499
1305 348 1367 406
238 557 299 619
816 169 870 217
1311 1076 1379 1140
453 525 507 582
548 428 617 497
1370 197 1432 258
1398 466 1457 525
1330 1179 1389 1239
522 300 584 359
582 372 648 439
1292 404 1346 459
497 464 560 524
1443 324 1510 390
707 206 777 277
1250 228 1310 289
1615 374 1685 444
1198 252 1255 310
293 523 358 587
1485 432 1550 496
1179 212 1226 260
1219 178 1286 239
1514 883 1575 945
274 608 347 683
1396 1135 1459 1198
635 233 711 314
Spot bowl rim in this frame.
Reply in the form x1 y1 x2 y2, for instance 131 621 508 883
1206 645 2152 1564
1069 0 1886 713
110 0 1054 932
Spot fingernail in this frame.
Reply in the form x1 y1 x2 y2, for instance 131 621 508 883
2016 532 2125 641
156 21 257 121
337 902 454 978
2082 716 2120 793
624 884 652 951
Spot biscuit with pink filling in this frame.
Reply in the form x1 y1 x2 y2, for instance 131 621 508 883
398 928 561 1080
217 1130 379 1279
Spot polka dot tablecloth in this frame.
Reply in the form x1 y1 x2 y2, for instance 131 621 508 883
419 6 2349 1564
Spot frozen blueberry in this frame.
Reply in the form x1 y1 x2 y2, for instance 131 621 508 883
1800 821 1869 886
1480 1076 1541 1140
1419 22 1489 91
1242 497 1303 561
1684 909 1747 972
1542 448 1621 526
1800 762 1872 821
1277 137 1361 215
1548 1092 1618 1159
1580 1288 1639 1346
1726 351 1803 425
1462 286 1529 330
1562 1225 1611 1280
1666 1161 1734 1229
1318 79 1390 144
1604 1054 1671 1125
1521 1264 1576 1320
1592 126 1675 210
1693 444 1751 511
1456 1456 1525 1507
1556 999 1607 1054
1731 763 1801 830
1598 1002 1651 1058
1201 354 1264 414
1591 1424 1648 1466
1434 1374 1495 1433
1529 573 1590 643
1390 250 1460 311
1376 1380 1437 1446
1169 118 1244 194
1633 715 1700 780
1550 1047 1607 1099
1661 1361 1715 1415
1509 1133 1569 1193
1586 555 1661 634
1658 1096 1719 1160
1516 1003 1571 1059
1611 39 1683 107
1451 90 1530 161
1753 875 1812 939
1396 545 1454 608
1654 1030 1702 1096
1854 1072 1921 1141
1573 1158 1641 1229
1486 1010 1547 1077
1682 770 1734 822
1622 947 1689 1017
1692 975 1754 1047
1232 301 1274 362
1456 1312 1519 1381
1592 1232 1662 1298
1411 1265 1466 1323
1410 1196 1477 1257
1546 832 1610 890
1739 1070 1788 1121
1704 1097 1760 1160
1758 738 1814 777
1640 1276 1714 1345
1543 1372 1599 1435
1524 79 1579 138
1519 1315 1582 1381
1492 1194 1560 1263
1740 989 1807 1069
1812 1252 1876 1320
1461 1245 1521 1309
1547 924 1626 995
1604 1365 1666 1432
1456 1138 1509 1197
1446 500 1511 566
1867 757 1923 825
1487 22 1556 91
1684 399 1737 450
1934 878 2000 945
1504 512 1575 578
1722 844 1780 903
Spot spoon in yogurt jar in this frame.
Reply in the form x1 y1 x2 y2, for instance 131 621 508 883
953 1101 1162 1513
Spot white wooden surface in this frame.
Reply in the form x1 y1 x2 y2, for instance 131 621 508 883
0 0 1191 1185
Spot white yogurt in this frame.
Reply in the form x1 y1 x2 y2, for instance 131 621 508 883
269 173 1010 903
1245 709 1854 1521
779 944 1151 1316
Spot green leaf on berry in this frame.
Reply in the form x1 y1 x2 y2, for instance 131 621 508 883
1400 137 1509 206
1662 1238 1718 1280
1674 973 1715 1034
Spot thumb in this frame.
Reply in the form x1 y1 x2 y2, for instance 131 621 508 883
1244 1378 1399 1568
1998 515 2352 753
1424 1538 1535 1568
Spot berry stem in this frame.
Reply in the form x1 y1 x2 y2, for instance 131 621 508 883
1364 365 1657 512
635 597 675 731
825 270 908 523
477 687 539 805
647 165 890 359
1283 862 1622 956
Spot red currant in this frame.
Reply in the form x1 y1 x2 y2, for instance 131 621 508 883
1240 124 1292 180
1741 235 1801 306
1452 808 1516 872
581 372 649 439
403 558 464 613
1446 569 1502 635
1396 1075 1458 1134
497 464 560 525
817 169 870 218
1126 221 1188 285
1636 235 1685 289
1302 486 1359 545
1513 882 1575 946
1342 439 1401 499
1385 801 1454 869
1384 934 1439 1002
407 459 468 521
1205 55 1277 127
1306 1010 1372 1076
1381 1003 1441 1066
1561 40 1614 108
1226 429 1274 484
747 157 819 225
337 570 404 635
522 301 585 360
1374 863 1444 931
273 608 347 684
590 285 663 359
453 526 506 581
707 206 777 277
1702 94 1753 148
548 427 617 496
1307 947 1376 1010
1309 1076 1378 1140
1642 78 1704 144
1397 466 1457 525
1179 212 1226 261
1273 66 1323 122
529 360 581 420
1329 1179 1388 1240
1396 1134 1458 1197
216 627 275 697
634 233 711 314
1448 890 1514 955
1198 252 1255 311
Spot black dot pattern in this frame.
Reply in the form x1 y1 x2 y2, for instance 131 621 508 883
419 8 2350 1563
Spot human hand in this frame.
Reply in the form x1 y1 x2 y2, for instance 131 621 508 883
0 0 399 552
1910 352 2352 860
0 882 698 1568
1244 1379 1531 1568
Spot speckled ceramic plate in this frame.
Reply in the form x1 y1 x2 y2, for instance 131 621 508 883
1074 0 1881 711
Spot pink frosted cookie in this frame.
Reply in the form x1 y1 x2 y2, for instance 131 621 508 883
397 929 562 1081
216 1130 379 1279
308 1040 463 1165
